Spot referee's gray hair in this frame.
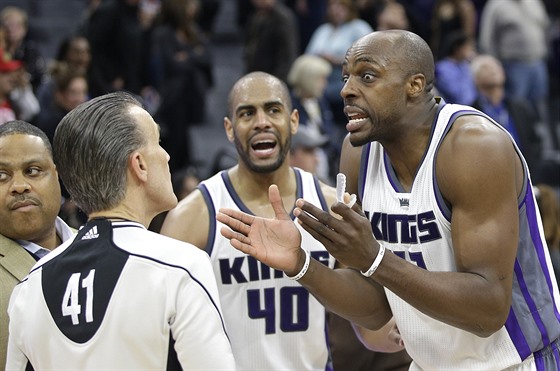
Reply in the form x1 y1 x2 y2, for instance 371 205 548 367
53 91 145 215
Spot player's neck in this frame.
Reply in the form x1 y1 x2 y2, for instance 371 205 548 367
230 164 296 199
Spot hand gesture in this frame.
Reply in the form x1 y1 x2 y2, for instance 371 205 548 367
217 184 304 274
294 194 380 272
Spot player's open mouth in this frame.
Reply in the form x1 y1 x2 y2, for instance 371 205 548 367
348 117 368 124
251 138 278 157
346 113 370 132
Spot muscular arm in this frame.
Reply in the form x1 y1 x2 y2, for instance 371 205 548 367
296 117 521 337
160 190 209 250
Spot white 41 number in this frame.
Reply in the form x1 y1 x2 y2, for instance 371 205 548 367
61 269 95 325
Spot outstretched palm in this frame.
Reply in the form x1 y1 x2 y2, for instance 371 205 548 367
217 185 303 273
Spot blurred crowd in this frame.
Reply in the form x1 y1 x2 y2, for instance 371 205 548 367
0 0 558 227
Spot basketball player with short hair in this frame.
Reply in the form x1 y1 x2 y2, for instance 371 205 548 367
217 30 560 369
162 72 352 370
6 92 235 370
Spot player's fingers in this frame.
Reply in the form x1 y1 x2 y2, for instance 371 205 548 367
295 205 341 240
297 219 335 246
331 197 366 220
217 210 252 236
225 232 255 255
297 199 344 231
268 184 292 221
218 207 255 225
220 225 252 247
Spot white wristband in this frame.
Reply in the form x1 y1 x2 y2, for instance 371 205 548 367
360 245 386 277
286 250 310 281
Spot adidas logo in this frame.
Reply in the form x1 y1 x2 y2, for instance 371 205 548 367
82 226 99 240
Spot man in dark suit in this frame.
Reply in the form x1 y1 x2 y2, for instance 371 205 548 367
0 120 75 367
470 54 543 179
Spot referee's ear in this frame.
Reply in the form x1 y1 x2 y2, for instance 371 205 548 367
129 151 148 183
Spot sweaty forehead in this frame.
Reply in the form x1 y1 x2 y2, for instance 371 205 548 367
0 134 50 162
233 78 288 109
346 36 399 67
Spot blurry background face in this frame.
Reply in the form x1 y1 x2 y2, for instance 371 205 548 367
301 72 328 98
328 0 350 25
477 64 505 106
0 71 17 97
290 147 320 174
66 38 91 73
55 76 88 112
2 10 26 46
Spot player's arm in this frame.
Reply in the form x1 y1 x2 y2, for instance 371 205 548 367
403 115 519 335
295 116 521 337
352 317 405 353
160 189 209 250
374 115 520 336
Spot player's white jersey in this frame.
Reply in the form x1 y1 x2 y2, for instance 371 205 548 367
7 219 235 370
199 168 335 370
359 102 560 370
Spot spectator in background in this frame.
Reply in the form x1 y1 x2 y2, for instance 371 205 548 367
285 0 328 53
0 47 38 125
0 6 45 93
479 0 550 124
35 62 89 229
0 51 19 124
375 0 410 31
36 35 92 111
35 63 88 144
289 125 329 177
470 54 543 179
534 184 560 289
151 0 213 174
305 0 372 123
430 0 477 61
287 54 340 185
85 0 157 98
434 30 477 105
244 0 299 82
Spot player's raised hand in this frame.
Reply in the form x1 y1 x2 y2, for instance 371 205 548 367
217 184 303 273
293 192 380 272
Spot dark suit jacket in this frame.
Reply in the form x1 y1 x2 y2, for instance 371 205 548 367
0 234 38 368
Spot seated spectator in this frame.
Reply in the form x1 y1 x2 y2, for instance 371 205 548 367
434 30 477 105
35 62 89 229
289 125 329 179
375 0 410 31
36 35 91 109
0 6 45 92
534 184 560 288
0 48 38 125
470 54 543 179
35 62 88 142
478 0 550 124
287 54 341 184
0 50 21 124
